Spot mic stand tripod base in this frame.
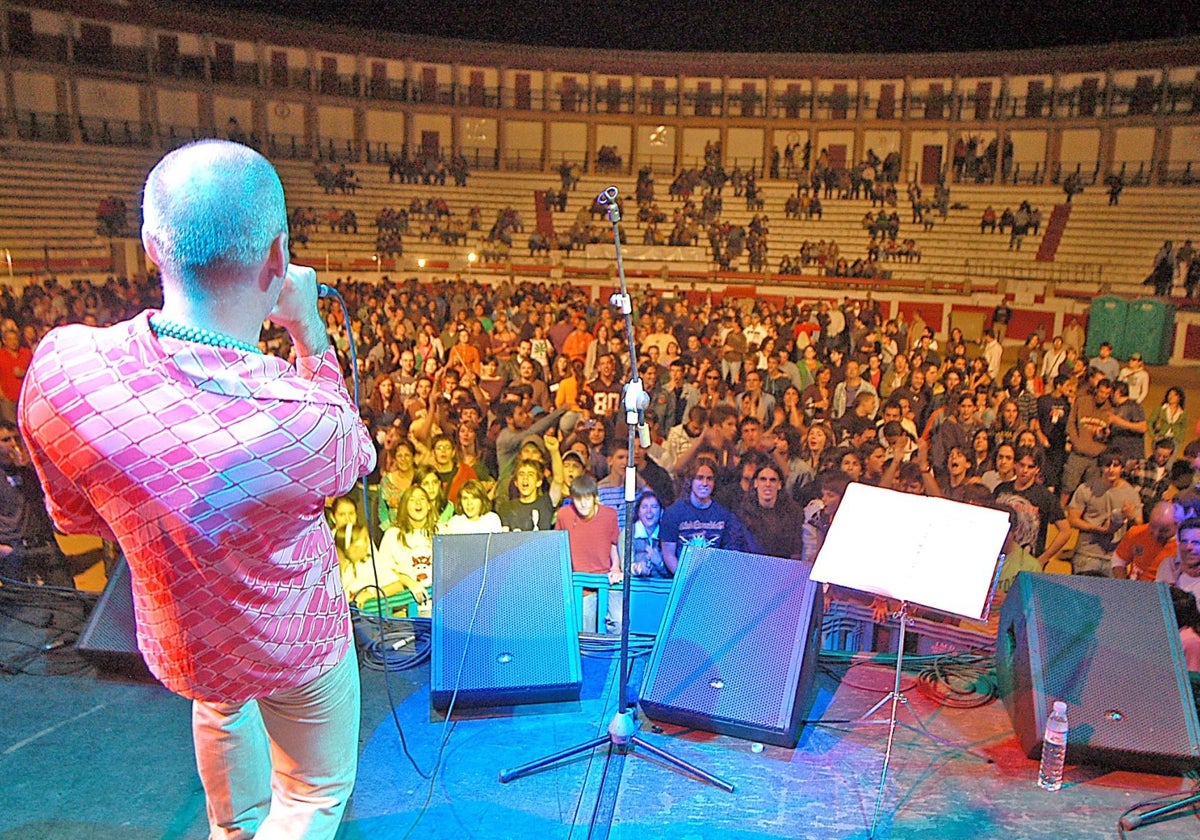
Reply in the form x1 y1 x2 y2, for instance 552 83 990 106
499 707 735 793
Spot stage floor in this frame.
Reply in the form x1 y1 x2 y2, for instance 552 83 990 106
1 609 1199 840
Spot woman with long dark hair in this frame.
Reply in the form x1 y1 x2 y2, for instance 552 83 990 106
1149 386 1187 443
630 490 669 578
800 365 833 422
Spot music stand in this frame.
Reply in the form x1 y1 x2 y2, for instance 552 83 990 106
810 483 1009 839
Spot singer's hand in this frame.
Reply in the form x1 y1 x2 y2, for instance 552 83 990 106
270 263 329 357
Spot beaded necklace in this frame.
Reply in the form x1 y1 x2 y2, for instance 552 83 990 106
150 315 260 354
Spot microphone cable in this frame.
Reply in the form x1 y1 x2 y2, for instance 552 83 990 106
322 282 434 779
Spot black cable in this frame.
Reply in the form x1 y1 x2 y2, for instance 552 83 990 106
0 575 98 676
352 613 431 671
914 651 998 709
400 533 496 840
0 574 99 603
815 649 998 709
323 284 440 782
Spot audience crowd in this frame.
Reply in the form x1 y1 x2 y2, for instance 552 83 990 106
2 272 1198 660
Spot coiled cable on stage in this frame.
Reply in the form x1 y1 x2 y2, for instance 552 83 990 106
817 649 998 709
913 651 998 709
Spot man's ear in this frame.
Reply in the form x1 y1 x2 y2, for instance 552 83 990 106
142 230 162 270
259 231 288 293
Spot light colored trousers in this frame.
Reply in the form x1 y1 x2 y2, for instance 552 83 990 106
582 588 624 635
192 651 360 840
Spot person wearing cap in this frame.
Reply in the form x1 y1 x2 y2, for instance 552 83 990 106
1117 352 1150 405
553 449 589 505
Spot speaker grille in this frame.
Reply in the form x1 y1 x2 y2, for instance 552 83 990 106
639 548 822 747
999 573 1200 773
431 531 581 709
76 557 154 679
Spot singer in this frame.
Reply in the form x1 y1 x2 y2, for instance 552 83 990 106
18 140 375 840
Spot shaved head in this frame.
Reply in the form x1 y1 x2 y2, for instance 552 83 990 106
142 139 286 289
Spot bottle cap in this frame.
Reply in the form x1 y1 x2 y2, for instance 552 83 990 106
1053 701 1067 713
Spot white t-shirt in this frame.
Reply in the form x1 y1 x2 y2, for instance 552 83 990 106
440 511 504 534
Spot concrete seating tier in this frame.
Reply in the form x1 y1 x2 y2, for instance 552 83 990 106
0 140 1195 301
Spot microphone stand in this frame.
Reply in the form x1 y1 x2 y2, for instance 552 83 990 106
499 187 732 794
1120 789 1200 831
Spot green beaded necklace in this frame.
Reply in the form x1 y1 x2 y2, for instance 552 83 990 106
150 315 260 354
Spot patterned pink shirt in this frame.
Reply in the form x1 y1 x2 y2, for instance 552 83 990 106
19 312 375 702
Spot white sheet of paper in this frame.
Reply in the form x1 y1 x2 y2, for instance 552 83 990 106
809 482 1010 621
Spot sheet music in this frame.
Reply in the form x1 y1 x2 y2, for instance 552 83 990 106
810 482 1010 621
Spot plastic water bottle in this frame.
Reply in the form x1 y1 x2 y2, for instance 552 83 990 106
1037 700 1069 791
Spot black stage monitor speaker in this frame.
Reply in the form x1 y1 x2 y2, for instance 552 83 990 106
638 547 824 747
998 572 1200 774
431 531 582 710
76 556 153 679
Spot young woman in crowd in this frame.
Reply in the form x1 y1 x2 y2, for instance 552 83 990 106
554 357 588 417
454 417 492 486
779 385 807 432
630 490 668 578
991 398 1026 448
415 463 455 525
378 438 416 531
1149 386 1187 443
1018 358 1042 397
368 376 405 426
799 421 835 476
374 485 438 615
969 427 994 477
837 448 864 482
966 356 992 391
695 361 733 410
801 365 834 422
440 479 503 534
585 322 612 379
797 344 820 389
998 366 1038 425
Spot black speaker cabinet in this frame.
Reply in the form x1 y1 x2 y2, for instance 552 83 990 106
76 556 153 680
638 547 823 747
431 531 582 709
998 572 1200 774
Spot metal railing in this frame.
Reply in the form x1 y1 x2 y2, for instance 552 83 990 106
10 111 72 143
964 258 1105 286
77 116 153 147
